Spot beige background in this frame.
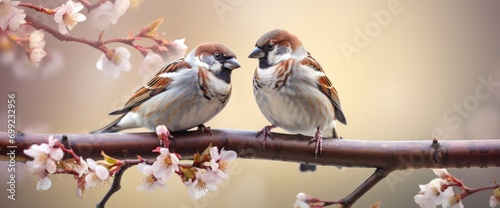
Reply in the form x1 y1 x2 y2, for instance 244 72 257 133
1 0 500 207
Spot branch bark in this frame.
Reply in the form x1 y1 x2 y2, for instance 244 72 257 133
2 130 499 169
1 130 499 207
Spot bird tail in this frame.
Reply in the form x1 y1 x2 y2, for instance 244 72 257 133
90 114 127 134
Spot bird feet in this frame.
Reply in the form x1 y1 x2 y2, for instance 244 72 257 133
256 125 276 150
308 127 323 159
156 125 174 148
197 124 213 136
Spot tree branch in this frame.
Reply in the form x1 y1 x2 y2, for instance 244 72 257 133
2 129 499 207
3 130 499 168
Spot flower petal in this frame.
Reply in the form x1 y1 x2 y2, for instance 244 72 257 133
95 165 110 180
210 146 220 160
86 158 97 170
220 150 237 161
50 148 64 161
45 159 57 174
36 176 52 191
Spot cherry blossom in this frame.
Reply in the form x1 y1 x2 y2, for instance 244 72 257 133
23 135 63 191
293 192 327 208
414 178 454 208
84 158 110 188
33 168 52 191
73 157 89 178
432 169 451 179
491 188 500 208
139 51 163 74
153 38 188 64
87 0 130 31
28 30 47 66
293 193 312 208
442 194 464 208
0 0 26 31
184 171 218 199
23 135 64 174
136 163 168 192
209 146 237 180
151 147 180 182
96 47 131 78
54 0 86 34
72 157 88 198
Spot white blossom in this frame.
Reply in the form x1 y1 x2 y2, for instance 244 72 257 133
84 158 109 188
184 171 218 199
432 169 451 179
155 38 188 64
35 173 52 191
137 163 168 192
139 51 163 74
23 135 64 174
53 0 86 34
293 193 311 208
414 178 454 208
0 0 26 31
491 188 500 208
151 148 179 182
442 195 464 208
88 0 130 31
209 146 236 181
96 47 131 78
28 30 47 66
73 157 88 178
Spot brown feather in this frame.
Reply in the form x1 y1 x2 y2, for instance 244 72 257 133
301 53 347 125
109 58 191 115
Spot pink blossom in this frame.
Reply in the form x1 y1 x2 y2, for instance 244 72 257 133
23 135 64 174
88 0 130 31
209 146 237 180
0 0 26 31
96 47 131 78
136 163 168 192
151 148 179 182
84 158 110 188
54 0 86 34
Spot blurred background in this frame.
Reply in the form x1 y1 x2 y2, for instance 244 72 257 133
1 0 500 207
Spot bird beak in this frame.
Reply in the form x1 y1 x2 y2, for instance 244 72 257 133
224 57 241 70
248 47 265 59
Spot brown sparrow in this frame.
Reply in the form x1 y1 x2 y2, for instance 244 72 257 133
91 43 240 134
249 29 347 159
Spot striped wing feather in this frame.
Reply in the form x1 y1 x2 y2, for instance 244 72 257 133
301 53 347 125
109 58 191 115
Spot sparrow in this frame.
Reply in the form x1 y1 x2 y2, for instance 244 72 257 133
91 43 241 135
249 29 347 159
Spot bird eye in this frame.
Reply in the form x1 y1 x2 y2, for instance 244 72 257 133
214 52 222 60
265 43 275 50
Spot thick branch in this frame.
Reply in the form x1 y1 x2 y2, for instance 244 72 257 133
2 130 499 207
1 130 500 170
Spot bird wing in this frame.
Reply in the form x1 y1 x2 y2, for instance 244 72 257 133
109 58 192 115
300 53 347 125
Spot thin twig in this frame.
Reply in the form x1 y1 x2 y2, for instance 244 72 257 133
23 15 157 56
340 168 394 207
96 161 131 208
18 3 55 14
24 16 108 54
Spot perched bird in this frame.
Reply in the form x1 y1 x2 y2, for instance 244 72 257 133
91 43 241 135
249 29 347 160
